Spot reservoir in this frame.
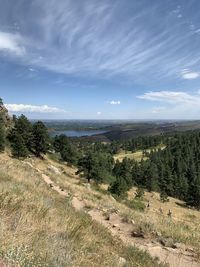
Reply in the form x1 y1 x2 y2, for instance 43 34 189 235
50 129 108 137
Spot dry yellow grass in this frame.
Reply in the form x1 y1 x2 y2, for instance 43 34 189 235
33 153 200 256
114 145 165 162
0 153 166 267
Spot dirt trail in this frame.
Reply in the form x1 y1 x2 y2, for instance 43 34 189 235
0 261 6 267
35 165 200 267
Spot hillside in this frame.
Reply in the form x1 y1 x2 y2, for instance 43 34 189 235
0 151 168 267
77 121 200 142
1 152 200 267
0 100 12 129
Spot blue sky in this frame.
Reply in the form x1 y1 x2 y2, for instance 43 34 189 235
1 0 200 119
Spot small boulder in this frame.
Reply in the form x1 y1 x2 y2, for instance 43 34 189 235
174 242 186 251
131 219 135 225
158 237 175 248
155 231 162 237
132 231 145 238
105 214 110 221
48 165 61 175
118 257 126 266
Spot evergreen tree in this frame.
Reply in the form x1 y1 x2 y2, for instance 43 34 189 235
108 176 128 198
9 129 28 158
0 115 5 152
0 98 6 152
14 115 33 148
77 152 114 183
146 163 159 192
53 134 79 164
32 121 49 157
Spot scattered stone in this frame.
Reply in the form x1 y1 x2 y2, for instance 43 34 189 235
113 224 119 228
186 246 195 253
105 214 110 221
174 242 186 251
48 165 61 175
158 237 175 248
110 195 117 202
155 231 162 237
131 219 135 225
85 183 91 189
132 231 145 238
118 257 126 266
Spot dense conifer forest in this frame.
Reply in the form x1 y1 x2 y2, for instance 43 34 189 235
1 97 200 209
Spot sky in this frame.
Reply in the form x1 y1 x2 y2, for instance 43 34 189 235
1 0 200 120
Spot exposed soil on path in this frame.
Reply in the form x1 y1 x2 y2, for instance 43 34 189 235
34 163 200 267
0 261 6 267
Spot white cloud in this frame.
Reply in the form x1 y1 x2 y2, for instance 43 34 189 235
5 104 65 113
137 91 200 104
1 0 200 80
97 111 101 115
182 72 200 80
2 0 200 84
0 32 25 56
29 68 36 72
181 69 200 80
110 100 121 105
138 91 200 119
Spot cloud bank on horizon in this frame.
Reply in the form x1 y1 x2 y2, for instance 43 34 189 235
4 104 65 113
1 0 200 119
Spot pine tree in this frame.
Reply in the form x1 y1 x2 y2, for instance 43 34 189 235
53 134 79 164
108 176 128 198
147 163 159 192
32 121 49 157
77 151 114 183
0 98 6 152
14 114 33 148
10 129 28 158
0 116 5 152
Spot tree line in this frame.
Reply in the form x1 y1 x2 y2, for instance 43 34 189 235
0 99 49 158
1 97 200 208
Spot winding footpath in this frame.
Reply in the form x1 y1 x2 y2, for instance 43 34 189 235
34 166 200 267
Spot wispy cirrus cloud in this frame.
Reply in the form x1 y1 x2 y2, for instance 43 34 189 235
1 0 200 81
5 104 65 113
137 91 200 104
138 90 200 119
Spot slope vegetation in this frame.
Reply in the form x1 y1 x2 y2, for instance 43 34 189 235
0 152 167 267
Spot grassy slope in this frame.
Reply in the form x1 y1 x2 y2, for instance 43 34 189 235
0 152 166 267
114 145 165 162
39 155 200 260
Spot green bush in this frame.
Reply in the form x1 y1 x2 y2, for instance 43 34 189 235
125 199 146 211
135 187 145 199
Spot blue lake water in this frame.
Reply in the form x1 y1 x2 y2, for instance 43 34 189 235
50 130 108 137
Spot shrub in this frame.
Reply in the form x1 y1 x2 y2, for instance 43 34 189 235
160 192 169 203
125 199 146 211
135 187 145 199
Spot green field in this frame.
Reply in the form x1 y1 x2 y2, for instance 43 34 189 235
114 145 165 162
